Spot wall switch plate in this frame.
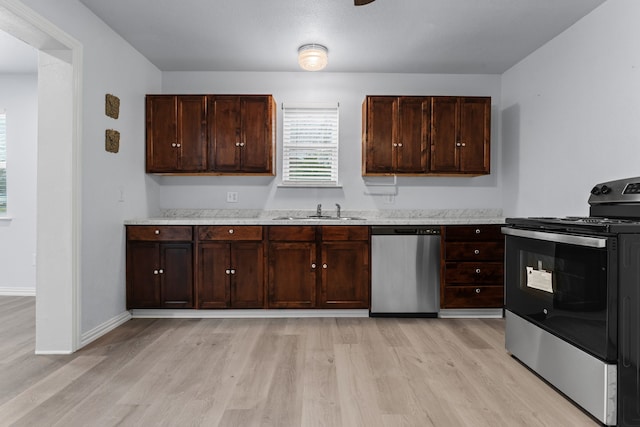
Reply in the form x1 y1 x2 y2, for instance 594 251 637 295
226 191 238 203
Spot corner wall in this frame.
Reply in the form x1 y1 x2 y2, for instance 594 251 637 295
501 0 640 217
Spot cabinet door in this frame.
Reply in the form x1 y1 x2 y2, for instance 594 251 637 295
197 242 231 308
240 96 273 173
268 242 317 308
430 96 459 173
396 97 429 173
209 96 241 172
231 242 265 308
177 96 207 172
458 97 490 174
319 241 369 308
364 96 397 174
146 96 178 172
160 243 194 308
126 242 161 309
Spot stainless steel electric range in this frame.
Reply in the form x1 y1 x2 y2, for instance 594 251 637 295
502 176 640 427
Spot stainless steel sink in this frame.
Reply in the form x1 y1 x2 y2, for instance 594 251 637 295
272 215 365 221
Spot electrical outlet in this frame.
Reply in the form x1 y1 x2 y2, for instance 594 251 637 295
383 194 395 204
226 191 238 203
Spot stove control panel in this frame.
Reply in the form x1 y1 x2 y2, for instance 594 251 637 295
589 176 640 204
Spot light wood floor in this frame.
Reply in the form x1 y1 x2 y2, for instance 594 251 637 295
0 296 598 426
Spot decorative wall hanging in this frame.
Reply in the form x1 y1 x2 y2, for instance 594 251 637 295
105 129 120 153
105 93 120 119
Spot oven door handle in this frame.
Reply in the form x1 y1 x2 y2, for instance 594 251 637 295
502 227 607 248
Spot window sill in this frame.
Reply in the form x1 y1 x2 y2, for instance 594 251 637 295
278 182 343 189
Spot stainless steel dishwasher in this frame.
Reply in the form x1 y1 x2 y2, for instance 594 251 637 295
370 226 441 317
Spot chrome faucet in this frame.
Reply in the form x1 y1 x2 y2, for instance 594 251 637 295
336 203 341 218
316 204 322 216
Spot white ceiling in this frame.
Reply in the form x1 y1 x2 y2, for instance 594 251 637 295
1 0 607 75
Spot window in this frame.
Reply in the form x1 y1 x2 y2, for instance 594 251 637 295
0 112 6 214
282 103 339 186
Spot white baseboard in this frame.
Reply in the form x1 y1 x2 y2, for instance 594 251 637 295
130 309 370 319
0 287 36 296
80 310 132 348
438 308 504 318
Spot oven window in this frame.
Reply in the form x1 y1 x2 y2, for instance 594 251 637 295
505 235 615 361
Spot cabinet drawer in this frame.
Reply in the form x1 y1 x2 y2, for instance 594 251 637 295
443 286 504 308
443 225 503 241
444 262 503 284
198 226 263 241
444 242 503 261
268 226 316 241
322 226 369 241
127 226 193 241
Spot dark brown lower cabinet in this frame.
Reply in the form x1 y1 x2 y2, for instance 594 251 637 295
267 225 370 309
126 226 194 309
196 226 265 308
440 224 504 309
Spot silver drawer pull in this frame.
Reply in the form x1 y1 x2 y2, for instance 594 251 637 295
474 249 480 255
155 229 160 235
228 229 234 234
475 268 481 274
475 288 481 294
153 270 159 275
158 269 163 274
475 229 481 234
225 269 231 275
311 263 316 269
322 263 328 269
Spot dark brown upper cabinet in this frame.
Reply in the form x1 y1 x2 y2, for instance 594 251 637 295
362 95 491 177
207 95 275 175
430 96 491 175
146 95 207 173
145 94 275 175
362 96 429 175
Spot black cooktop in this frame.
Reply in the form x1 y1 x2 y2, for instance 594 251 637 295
505 216 640 234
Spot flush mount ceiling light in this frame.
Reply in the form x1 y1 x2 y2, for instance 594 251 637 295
298 44 328 71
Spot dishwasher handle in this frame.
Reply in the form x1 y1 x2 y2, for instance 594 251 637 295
371 226 441 235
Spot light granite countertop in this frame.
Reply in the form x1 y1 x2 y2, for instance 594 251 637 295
125 209 505 226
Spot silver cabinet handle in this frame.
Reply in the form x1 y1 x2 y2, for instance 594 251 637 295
475 229 481 234
311 263 316 269
153 270 159 275
230 269 236 275
461 142 466 147
239 142 245 147
225 269 231 275
456 142 461 147
228 229 234 234
475 268 481 274
171 143 177 147
155 229 160 234
158 269 163 274
475 288 481 294
397 143 403 147
393 143 398 147
322 263 328 269
474 249 480 255
235 142 240 147
176 143 181 147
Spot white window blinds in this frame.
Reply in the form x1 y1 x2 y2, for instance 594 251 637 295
0 113 6 213
282 103 339 186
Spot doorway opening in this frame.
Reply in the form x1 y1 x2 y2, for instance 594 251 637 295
0 1 82 354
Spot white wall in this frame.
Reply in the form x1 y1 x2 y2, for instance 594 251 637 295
159 72 502 212
501 0 640 217
18 0 162 344
0 73 37 295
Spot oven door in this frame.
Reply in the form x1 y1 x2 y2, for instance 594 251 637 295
503 227 617 362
